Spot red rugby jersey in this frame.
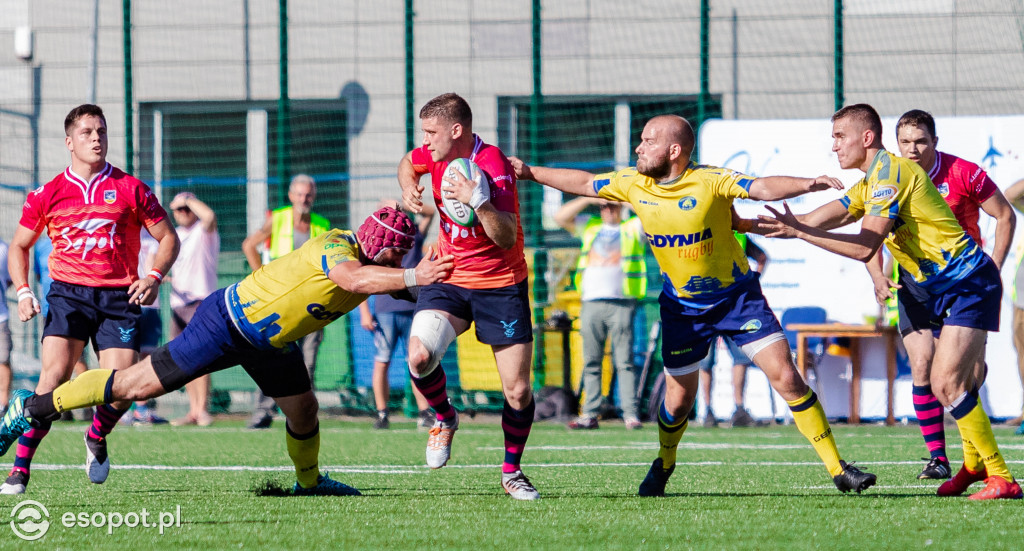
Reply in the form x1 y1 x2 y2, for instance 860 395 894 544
927 151 997 244
410 135 528 289
20 163 168 287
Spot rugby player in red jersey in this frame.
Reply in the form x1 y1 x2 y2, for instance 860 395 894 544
2 104 180 494
398 93 539 500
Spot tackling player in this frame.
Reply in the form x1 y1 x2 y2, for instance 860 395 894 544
512 114 877 497
3 104 180 494
397 93 539 500
758 104 1021 500
872 109 1015 480
0 206 454 496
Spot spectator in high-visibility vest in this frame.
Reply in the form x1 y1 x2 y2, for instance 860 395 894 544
242 174 330 429
556 196 647 431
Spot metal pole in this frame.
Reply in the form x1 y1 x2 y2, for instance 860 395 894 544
122 0 134 174
277 0 290 205
731 8 738 118
696 0 710 158
530 0 547 387
834 0 844 112
87 0 99 104
405 0 415 152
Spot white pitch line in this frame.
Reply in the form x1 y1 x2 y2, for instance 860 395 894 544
13 459 1024 474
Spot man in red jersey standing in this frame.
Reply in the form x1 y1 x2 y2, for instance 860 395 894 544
2 104 179 494
869 109 1015 483
398 93 538 500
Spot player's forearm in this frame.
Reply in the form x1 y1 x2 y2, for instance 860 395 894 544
475 203 517 249
552 196 592 232
152 231 181 277
7 244 31 290
989 214 1015 270
523 166 597 198
793 225 882 263
748 176 815 201
397 155 421 194
864 251 886 282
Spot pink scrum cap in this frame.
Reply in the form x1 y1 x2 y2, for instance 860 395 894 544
355 206 415 262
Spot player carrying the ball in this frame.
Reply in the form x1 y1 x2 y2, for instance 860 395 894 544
397 93 540 500
512 114 878 496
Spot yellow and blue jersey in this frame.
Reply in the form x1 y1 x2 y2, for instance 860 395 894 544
592 163 755 307
227 229 368 349
839 150 985 292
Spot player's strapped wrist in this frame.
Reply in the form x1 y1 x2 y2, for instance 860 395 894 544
147 268 164 283
16 284 36 303
403 268 417 288
468 185 490 210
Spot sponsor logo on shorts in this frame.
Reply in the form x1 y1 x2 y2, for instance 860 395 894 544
740 319 762 332
500 319 518 338
118 327 135 343
678 196 697 211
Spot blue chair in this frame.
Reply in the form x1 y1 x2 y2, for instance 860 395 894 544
780 306 829 406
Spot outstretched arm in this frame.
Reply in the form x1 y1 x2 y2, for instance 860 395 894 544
329 246 455 295
509 157 599 198
746 175 844 202
758 202 890 263
553 196 600 234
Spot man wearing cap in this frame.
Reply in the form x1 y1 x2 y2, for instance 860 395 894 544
0 207 454 497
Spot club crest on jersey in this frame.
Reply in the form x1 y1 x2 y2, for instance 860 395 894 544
937 183 950 197
871 185 897 200
104 190 117 204
678 196 697 211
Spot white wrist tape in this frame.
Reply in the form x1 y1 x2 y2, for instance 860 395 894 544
403 268 418 288
468 174 491 210
17 286 35 303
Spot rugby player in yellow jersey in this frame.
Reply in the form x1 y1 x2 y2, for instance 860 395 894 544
0 206 454 496
758 104 1022 500
511 114 878 496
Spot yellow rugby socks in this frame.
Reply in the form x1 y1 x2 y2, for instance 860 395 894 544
787 389 843 477
657 403 687 470
51 369 115 413
949 392 1012 482
287 423 321 489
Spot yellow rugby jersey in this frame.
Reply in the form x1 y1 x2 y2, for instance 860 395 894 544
592 163 755 306
227 229 369 349
840 150 984 291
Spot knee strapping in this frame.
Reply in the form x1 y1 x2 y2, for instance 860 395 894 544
409 311 457 376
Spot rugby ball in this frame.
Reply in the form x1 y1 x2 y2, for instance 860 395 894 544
441 158 482 227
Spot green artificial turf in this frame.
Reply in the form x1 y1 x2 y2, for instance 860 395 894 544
3 419 1023 549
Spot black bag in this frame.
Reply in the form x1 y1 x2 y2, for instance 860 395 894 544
533 386 577 422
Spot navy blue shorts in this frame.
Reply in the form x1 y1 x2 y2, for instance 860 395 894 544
660 276 783 369
138 308 163 353
416 279 533 345
44 280 142 351
897 256 1002 337
150 288 311 398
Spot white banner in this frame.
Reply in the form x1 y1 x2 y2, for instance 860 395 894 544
698 116 1024 419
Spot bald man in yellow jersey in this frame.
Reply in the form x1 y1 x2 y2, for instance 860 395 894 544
511 114 877 497
0 206 454 496
758 104 1021 500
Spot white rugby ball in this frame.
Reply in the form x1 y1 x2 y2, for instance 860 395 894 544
441 158 483 227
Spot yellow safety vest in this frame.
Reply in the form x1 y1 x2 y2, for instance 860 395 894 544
574 216 647 299
884 261 900 326
269 207 330 260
